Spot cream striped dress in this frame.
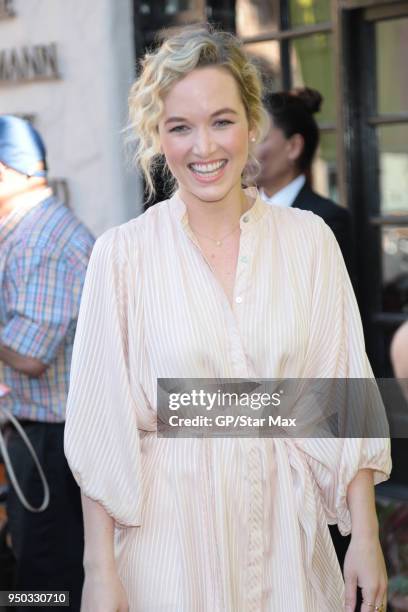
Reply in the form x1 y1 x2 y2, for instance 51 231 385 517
64 188 391 612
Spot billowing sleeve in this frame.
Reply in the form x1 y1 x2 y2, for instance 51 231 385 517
64 227 144 527
298 217 392 536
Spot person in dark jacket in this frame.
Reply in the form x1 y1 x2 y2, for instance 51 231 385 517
255 88 360 599
255 88 354 280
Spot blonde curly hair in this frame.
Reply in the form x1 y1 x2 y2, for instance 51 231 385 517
127 24 269 198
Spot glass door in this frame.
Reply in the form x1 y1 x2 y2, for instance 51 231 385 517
349 3 408 376
373 15 408 324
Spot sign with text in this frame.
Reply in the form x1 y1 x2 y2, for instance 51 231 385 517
157 378 405 438
0 43 60 83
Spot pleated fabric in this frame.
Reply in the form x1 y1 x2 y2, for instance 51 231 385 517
64 188 391 612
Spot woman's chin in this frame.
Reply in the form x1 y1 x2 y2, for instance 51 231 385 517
179 176 241 203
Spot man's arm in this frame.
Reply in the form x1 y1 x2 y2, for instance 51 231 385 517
0 343 48 377
1 249 81 377
391 321 408 377
391 321 408 400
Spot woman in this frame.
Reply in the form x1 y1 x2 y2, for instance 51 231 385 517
255 88 354 278
64 26 390 612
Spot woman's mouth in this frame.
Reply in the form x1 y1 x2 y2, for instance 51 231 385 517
188 160 228 183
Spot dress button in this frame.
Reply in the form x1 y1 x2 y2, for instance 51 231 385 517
240 255 249 264
242 216 249 223
235 296 243 304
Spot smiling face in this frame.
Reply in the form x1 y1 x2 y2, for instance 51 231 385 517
158 66 254 206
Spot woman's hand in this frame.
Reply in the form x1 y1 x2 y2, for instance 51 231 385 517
344 534 387 612
81 566 129 612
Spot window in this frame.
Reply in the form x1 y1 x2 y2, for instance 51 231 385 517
137 0 205 36
238 0 337 198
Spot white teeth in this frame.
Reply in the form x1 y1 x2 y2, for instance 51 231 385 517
190 160 226 174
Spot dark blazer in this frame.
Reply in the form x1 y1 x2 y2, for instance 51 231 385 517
294 183 360 594
292 183 355 282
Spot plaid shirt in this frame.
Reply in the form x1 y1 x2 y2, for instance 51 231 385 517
0 193 94 422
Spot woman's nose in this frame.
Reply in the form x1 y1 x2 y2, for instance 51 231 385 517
192 128 217 158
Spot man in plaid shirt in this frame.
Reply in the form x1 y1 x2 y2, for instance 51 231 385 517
0 115 94 610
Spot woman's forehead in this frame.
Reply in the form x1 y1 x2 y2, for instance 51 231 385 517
162 66 243 114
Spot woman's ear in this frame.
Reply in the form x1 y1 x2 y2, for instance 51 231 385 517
248 128 257 143
287 133 304 163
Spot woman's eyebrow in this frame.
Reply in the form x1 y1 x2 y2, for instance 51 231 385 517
164 107 239 125
211 108 238 117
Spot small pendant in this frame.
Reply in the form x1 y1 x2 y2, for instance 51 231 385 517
216 240 222 246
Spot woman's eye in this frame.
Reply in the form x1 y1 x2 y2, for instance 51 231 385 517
169 125 189 133
214 119 233 127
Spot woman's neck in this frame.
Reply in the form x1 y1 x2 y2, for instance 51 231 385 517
179 183 253 239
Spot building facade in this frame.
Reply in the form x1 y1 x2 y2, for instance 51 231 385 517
0 0 407 600
2 0 407 377
0 0 141 236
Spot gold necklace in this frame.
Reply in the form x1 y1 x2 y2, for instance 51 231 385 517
190 224 240 247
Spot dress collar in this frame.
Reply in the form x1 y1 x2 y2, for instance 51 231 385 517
169 186 268 230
